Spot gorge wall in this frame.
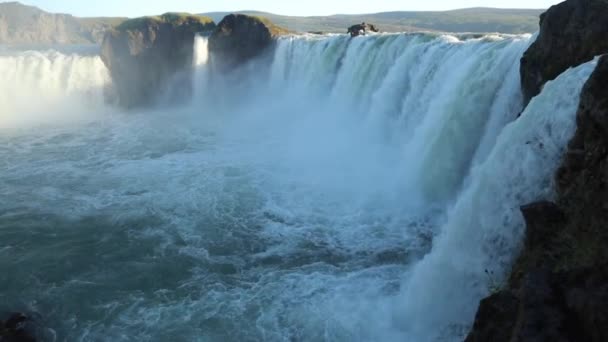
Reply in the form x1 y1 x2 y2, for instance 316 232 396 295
520 0 608 106
467 0 608 340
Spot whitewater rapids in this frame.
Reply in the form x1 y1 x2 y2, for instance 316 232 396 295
0 34 597 341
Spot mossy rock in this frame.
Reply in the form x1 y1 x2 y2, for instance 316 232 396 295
208 14 289 70
101 12 215 108
248 15 291 36
116 12 215 32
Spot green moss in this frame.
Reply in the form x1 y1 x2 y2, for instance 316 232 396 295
216 8 541 34
117 13 214 32
249 15 291 36
160 13 214 26
79 17 128 29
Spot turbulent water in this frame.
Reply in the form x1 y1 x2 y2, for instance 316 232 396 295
0 34 598 341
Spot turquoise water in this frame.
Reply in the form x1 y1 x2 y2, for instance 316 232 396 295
0 33 594 341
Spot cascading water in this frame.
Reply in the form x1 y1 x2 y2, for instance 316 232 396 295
0 48 110 128
0 33 597 341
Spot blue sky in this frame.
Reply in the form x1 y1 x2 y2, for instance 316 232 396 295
11 0 562 17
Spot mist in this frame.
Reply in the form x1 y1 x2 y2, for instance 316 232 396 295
0 33 597 341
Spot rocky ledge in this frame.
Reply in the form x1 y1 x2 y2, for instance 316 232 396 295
467 0 608 340
100 13 215 108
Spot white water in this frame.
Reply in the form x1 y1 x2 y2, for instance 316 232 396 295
0 35 597 341
0 49 110 128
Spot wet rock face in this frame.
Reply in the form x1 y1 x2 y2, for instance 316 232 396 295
520 201 566 249
520 0 608 106
467 56 608 342
100 14 215 108
558 56 608 197
208 14 274 71
464 291 519 342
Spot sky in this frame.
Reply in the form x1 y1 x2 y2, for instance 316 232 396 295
9 0 562 17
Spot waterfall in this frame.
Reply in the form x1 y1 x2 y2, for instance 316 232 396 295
0 49 110 128
395 59 597 341
196 33 533 206
0 34 598 341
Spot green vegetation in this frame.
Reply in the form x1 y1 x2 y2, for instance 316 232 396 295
117 13 214 32
250 15 291 36
0 1 545 45
78 17 128 29
204 7 544 34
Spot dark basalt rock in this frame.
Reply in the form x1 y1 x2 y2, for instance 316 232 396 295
100 13 215 108
347 23 379 37
520 201 566 249
520 0 608 106
208 14 285 71
465 291 519 342
466 56 608 342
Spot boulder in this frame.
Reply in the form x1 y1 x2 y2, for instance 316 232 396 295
520 0 608 106
208 14 288 71
100 13 215 108
0 313 36 342
347 23 379 37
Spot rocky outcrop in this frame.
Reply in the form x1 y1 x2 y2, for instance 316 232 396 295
520 0 608 106
347 23 379 37
0 313 36 342
208 14 288 70
466 55 608 342
100 13 215 108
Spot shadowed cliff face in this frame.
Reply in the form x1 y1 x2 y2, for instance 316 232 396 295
468 0 608 339
100 14 215 109
520 0 608 106
467 56 608 342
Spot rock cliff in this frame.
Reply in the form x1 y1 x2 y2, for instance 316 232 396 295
520 0 608 106
100 13 215 108
467 0 608 338
208 14 288 71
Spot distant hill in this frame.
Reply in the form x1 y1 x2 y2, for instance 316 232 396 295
0 2 125 45
203 8 544 34
0 2 544 45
